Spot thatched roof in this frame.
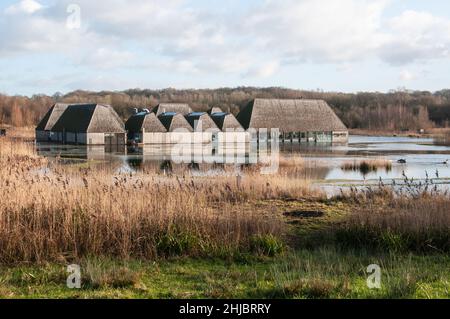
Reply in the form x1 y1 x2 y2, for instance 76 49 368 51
152 103 192 116
36 103 69 131
207 107 223 114
210 112 244 131
51 104 125 133
236 99 347 132
158 113 193 132
125 112 167 133
185 112 220 132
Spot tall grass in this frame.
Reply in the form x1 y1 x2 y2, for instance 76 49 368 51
435 130 450 146
265 248 449 299
0 134 37 158
341 158 392 174
334 180 450 253
0 137 322 264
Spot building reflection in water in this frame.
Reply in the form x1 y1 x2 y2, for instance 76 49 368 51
37 143 126 161
36 142 335 178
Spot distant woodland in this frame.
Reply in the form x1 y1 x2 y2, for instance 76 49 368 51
1 87 450 131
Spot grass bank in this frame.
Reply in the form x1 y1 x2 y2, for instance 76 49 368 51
0 251 448 299
1 134 449 299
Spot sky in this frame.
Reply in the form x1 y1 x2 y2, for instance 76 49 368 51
1 0 450 96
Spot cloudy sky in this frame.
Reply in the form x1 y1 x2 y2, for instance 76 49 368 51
1 0 450 96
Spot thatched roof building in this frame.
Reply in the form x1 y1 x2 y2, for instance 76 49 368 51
36 103 69 131
36 103 126 145
236 99 347 132
51 104 125 133
152 103 193 116
125 111 167 133
207 106 223 114
210 112 244 131
158 113 193 132
185 112 219 132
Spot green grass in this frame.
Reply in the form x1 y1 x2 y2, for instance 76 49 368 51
0 198 448 299
0 250 448 299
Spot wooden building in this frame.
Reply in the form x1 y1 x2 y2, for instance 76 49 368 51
36 103 126 145
236 99 348 143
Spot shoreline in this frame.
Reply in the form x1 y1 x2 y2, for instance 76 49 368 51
349 129 426 138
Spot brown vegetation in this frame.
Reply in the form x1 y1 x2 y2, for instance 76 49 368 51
431 128 450 145
278 154 305 168
0 137 322 264
341 158 392 174
1 87 449 130
335 183 450 253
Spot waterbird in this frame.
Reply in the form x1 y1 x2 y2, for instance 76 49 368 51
397 159 407 164
442 159 449 165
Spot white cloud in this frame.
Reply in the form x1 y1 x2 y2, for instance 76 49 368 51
379 10 450 65
5 0 42 14
242 0 390 63
1 0 450 84
239 0 450 69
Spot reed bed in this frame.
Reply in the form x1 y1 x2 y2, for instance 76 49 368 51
0 126 35 141
435 130 450 146
334 181 450 253
0 135 37 158
278 154 305 168
341 158 392 174
0 137 323 264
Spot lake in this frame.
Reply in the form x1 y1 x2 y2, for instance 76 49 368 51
36 135 450 193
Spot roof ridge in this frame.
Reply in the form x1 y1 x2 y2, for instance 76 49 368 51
85 104 100 133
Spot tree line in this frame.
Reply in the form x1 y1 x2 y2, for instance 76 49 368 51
1 87 449 130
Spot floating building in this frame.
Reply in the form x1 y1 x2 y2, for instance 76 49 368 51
209 111 246 146
157 112 194 144
35 103 69 142
36 103 126 145
126 108 246 145
210 112 244 131
37 98 348 146
185 112 221 144
236 99 348 143
125 110 167 144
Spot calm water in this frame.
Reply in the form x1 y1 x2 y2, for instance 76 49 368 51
301 135 450 181
36 135 450 191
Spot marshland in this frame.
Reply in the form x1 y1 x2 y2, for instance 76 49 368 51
2 0 450 303
0 129 448 298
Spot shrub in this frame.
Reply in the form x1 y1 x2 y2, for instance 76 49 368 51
156 232 200 257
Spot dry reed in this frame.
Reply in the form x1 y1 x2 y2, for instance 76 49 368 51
435 130 450 146
335 184 450 252
0 137 320 264
341 158 392 174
